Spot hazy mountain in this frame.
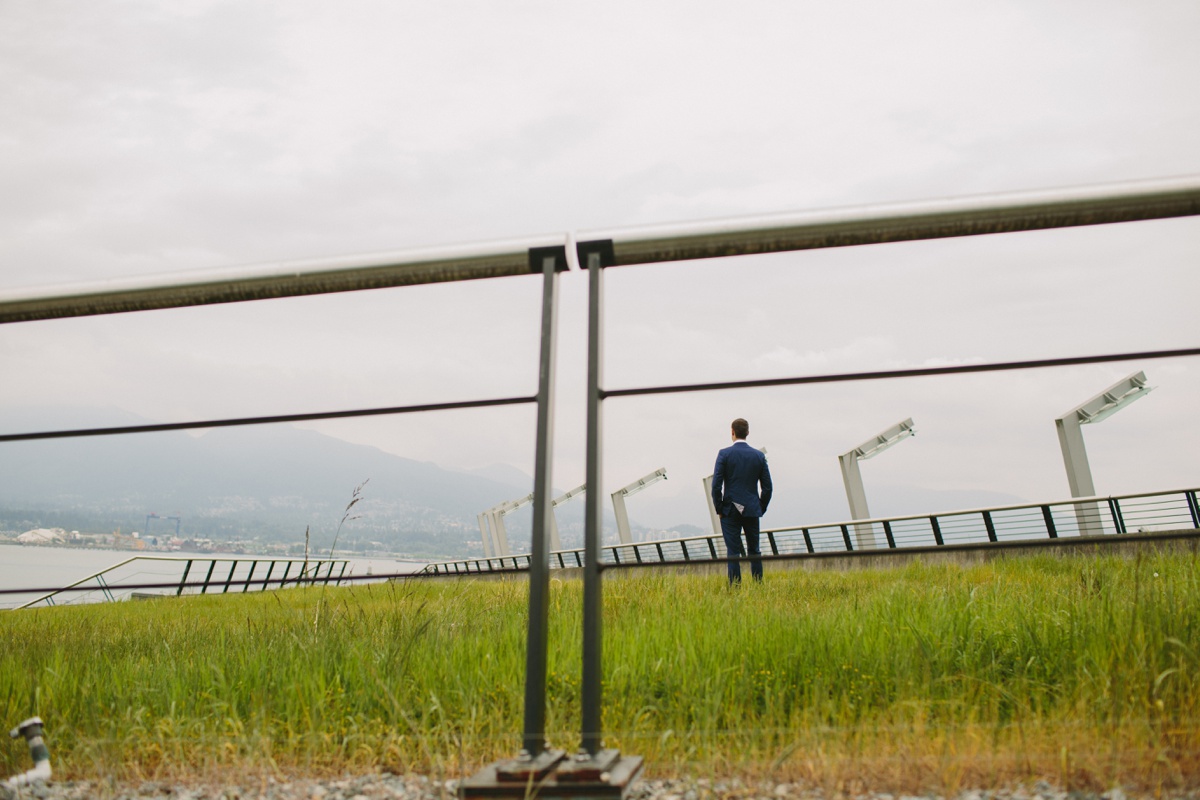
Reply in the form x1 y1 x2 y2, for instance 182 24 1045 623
0 406 657 557
0 406 541 556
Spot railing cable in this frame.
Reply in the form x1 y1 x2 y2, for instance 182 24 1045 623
0 394 536 442
601 346 1200 399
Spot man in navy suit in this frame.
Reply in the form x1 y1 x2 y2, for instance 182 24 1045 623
711 418 773 585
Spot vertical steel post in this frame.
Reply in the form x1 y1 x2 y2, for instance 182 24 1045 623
1186 491 1200 529
177 560 193 596
521 247 563 758
579 240 613 757
1108 497 1127 534
1042 505 1059 538
983 511 998 543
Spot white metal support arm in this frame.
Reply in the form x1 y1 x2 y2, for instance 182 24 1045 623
611 468 668 545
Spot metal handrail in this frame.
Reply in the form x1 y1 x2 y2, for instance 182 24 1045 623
14 555 351 609
420 486 1200 575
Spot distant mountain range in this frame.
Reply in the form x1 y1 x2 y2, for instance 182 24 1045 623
0 406 585 557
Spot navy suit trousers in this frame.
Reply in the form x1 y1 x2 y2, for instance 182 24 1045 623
720 509 763 584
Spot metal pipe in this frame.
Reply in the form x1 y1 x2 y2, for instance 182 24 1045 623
0 235 568 324
5 176 1197 327
580 242 609 756
521 248 564 758
579 175 1200 267
4 717 52 788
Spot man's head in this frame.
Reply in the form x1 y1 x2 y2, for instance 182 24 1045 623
731 418 749 441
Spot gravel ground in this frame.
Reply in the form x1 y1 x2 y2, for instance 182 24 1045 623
2 775 1197 800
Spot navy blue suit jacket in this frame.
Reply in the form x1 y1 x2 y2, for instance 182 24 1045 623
712 441 773 518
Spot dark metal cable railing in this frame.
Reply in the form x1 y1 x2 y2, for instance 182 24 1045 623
419 486 1200 576
5 555 353 609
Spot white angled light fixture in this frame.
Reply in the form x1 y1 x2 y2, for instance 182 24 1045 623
839 418 915 548
611 468 667 545
1055 370 1152 535
478 492 534 557
548 483 587 552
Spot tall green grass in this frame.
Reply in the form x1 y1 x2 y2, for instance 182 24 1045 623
1 550 1197 792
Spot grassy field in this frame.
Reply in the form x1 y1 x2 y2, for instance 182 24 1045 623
1 549 1197 794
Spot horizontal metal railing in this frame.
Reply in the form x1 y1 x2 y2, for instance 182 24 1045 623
14 555 351 609
418 486 1200 576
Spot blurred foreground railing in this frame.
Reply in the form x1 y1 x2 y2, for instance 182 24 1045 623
419 485 1200 576
15 555 350 609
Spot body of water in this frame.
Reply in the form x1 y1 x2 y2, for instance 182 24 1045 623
0 544 427 609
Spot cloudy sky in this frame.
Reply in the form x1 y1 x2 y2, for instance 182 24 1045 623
2 1 1198 530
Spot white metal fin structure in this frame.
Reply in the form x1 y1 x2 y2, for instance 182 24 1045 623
492 493 534 557
610 468 668 545
487 510 509 557
1055 371 1152 535
477 513 495 558
549 483 586 553
702 475 722 536
838 419 915 549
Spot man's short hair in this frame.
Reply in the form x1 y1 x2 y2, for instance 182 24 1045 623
731 418 749 440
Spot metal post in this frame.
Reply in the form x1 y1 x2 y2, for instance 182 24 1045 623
1056 371 1152 536
1056 414 1102 536
490 510 512 557
548 506 562 553
1042 505 1059 538
581 244 607 756
839 419 914 549
611 490 633 545
177 560 193 596
702 475 722 536
839 452 871 517
983 511 998 543
1108 497 1127 534
521 247 563 759
477 513 494 558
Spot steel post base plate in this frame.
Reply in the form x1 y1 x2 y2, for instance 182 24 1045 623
460 750 643 799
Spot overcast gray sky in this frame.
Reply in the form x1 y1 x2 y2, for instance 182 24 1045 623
2 1 1198 530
